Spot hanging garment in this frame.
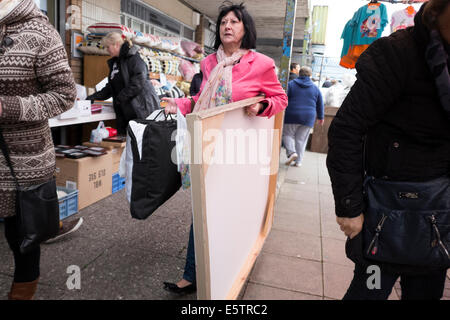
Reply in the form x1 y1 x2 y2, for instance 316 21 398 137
391 7 416 33
351 3 388 45
339 45 370 69
339 3 388 69
340 20 354 58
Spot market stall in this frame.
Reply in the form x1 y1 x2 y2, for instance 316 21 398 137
51 22 205 217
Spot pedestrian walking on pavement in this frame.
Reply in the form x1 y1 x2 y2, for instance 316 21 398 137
327 0 450 300
283 66 324 167
161 2 288 295
0 0 77 300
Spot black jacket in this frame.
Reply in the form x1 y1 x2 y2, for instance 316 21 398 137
87 42 160 134
189 71 203 96
327 6 450 219
289 72 298 82
322 80 332 88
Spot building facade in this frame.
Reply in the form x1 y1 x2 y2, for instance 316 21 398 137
35 0 310 85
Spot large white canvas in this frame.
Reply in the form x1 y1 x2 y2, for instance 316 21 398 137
203 110 274 300
187 96 281 300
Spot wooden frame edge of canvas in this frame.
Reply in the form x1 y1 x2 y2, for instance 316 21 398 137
187 96 280 300
195 96 265 120
186 113 212 300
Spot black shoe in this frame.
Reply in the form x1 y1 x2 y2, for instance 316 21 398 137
163 282 196 295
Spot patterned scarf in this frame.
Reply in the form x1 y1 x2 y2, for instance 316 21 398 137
426 30 450 120
193 45 248 112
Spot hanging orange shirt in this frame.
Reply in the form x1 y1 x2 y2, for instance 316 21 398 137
339 45 370 69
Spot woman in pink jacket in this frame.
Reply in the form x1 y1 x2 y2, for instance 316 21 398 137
162 2 287 295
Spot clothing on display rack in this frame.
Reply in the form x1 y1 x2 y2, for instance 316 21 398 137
391 6 416 32
339 1 389 69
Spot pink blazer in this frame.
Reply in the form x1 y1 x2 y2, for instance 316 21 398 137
176 51 288 117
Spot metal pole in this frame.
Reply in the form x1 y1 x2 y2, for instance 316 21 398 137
302 15 310 68
318 55 324 87
279 0 298 91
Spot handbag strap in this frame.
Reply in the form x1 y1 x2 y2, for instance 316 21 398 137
0 127 20 189
154 109 175 122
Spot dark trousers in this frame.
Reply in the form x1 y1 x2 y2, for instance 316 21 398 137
3 215 40 283
183 223 196 284
344 263 448 300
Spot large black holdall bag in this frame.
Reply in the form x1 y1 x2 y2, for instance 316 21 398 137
127 112 181 219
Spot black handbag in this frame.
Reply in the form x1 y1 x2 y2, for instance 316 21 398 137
127 111 181 220
362 175 450 268
0 129 60 254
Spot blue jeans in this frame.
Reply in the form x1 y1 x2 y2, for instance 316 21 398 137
343 263 447 300
183 223 196 284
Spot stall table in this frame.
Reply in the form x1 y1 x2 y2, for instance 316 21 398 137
49 109 116 145
310 105 339 154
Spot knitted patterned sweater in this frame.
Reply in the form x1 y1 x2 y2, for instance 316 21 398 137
0 0 76 218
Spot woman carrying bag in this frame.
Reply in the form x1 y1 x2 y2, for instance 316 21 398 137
161 2 288 295
0 0 76 300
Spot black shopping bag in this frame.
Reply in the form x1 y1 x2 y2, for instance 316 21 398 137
127 113 181 219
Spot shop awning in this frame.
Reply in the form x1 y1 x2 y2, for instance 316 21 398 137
179 0 310 48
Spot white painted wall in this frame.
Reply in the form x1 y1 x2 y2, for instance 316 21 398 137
82 0 121 33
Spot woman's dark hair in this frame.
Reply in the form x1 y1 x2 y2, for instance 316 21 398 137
214 2 257 50
422 0 450 30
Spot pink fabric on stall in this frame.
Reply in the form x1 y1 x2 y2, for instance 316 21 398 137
176 50 287 117
179 60 197 82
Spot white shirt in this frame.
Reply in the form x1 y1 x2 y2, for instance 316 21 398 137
390 8 416 33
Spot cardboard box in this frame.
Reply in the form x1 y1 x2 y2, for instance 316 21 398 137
55 152 113 210
83 141 126 173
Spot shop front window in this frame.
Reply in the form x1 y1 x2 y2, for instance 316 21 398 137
34 0 56 28
34 0 65 39
132 20 144 33
154 28 167 37
121 0 195 41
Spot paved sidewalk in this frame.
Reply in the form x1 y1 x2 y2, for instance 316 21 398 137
0 151 448 300
241 151 450 300
0 183 196 300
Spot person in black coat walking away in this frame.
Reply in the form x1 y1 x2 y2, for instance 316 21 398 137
327 0 450 300
87 32 160 134
289 62 300 81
